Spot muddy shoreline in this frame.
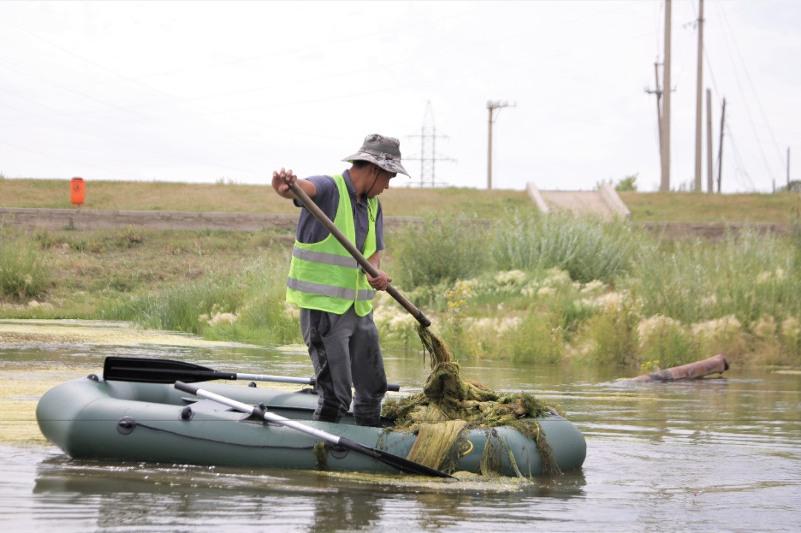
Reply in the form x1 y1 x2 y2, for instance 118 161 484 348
0 207 789 239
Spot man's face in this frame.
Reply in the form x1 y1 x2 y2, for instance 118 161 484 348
367 168 396 197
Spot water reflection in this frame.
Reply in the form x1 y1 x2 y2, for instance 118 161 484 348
2 320 801 531
29 454 587 530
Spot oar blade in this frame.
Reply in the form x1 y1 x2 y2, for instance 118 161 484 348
103 357 219 384
339 437 453 478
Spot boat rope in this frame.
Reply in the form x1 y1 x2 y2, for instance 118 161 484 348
132 421 317 451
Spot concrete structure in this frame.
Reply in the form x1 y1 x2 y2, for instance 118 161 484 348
526 183 631 221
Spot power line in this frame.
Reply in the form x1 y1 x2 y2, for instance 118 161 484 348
725 121 755 191
715 3 779 187
718 4 785 170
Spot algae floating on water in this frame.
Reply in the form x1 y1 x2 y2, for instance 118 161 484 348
381 325 561 476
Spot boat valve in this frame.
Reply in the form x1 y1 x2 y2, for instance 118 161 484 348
116 416 136 435
181 406 194 421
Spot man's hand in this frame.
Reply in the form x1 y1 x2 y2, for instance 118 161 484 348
272 168 298 197
366 269 392 291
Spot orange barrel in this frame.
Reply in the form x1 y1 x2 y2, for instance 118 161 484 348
70 177 85 206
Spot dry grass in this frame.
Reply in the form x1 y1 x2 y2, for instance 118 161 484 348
0 178 529 218
621 191 801 224
0 227 283 319
3 178 800 222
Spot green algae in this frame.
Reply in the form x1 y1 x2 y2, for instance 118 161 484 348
381 324 561 477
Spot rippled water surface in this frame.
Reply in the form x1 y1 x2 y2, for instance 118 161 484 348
1 320 800 531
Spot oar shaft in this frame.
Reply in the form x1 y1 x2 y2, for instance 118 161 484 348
236 373 400 392
288 181 431 328
176 381 341 444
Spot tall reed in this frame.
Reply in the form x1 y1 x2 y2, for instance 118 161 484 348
628 229 801 324
101 257 298 345
391 215 491 287
490 212 637 283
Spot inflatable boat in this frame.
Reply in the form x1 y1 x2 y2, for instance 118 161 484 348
36 373 586 477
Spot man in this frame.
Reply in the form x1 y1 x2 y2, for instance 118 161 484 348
271 134 409 426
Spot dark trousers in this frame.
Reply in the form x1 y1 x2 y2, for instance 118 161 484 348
300 307 387 426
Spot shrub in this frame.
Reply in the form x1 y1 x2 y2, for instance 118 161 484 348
583 301 640 368
490 211 637 283
391 215 491 287
101 258 299 345
630 230 801 324
637 315 699 369
0 236 50 300
506 312 564 364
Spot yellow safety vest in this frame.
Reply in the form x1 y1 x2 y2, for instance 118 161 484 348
286 174 378 316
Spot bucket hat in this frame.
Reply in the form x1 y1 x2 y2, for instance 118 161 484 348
343 134 410 177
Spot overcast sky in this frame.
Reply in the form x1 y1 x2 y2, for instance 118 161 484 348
1 1 798 192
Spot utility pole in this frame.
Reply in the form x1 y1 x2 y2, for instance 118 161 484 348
486 100 514 190
788 147 791 189
660 0 672 192
717 98 726 193
706 88 713 193
645 61 663 171
694 0 705 192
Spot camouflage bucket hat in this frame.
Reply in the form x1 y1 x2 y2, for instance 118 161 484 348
342 134 410 177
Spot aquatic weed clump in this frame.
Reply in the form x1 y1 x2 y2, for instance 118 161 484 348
382 324 560 476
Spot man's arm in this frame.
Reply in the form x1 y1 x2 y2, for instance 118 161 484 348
366 251 392 291
272 168 317 199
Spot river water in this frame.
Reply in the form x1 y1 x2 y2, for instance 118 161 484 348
1 320 799 532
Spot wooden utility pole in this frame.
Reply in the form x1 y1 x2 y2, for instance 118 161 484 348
717 98 726 193
486 100 513 190
646 61 664 171
788 147 791 188
660 0 672 192
706 88 713 193
694 0 705 192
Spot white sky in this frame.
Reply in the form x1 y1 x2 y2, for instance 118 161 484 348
0 1 798 192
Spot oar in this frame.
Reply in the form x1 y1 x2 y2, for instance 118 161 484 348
103 356 401 391
174 381 452 478
288 181 431 327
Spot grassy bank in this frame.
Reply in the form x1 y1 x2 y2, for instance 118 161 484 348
3 178 801 369
2 211 800 370
3 177 801 222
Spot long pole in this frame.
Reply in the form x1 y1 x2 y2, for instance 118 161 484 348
706 88 714 193
288 182 431 327
788 147 791 188
660 0 672 191
694 0 705 191
717 98 727 193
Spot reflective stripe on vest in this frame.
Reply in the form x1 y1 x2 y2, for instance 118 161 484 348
286 173 378 316
292 248 358 269
287 278 375 301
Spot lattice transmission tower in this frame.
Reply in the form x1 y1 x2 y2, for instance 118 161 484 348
405 101 455 187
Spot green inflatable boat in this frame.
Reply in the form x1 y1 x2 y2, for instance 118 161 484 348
37 374 586 477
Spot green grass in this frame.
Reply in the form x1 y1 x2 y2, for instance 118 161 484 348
0 230 50 301
3 179 801 369
4 178 801 223
620 191 801 224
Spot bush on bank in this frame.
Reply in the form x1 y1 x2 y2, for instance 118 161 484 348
4 214 801 370
379 215 801 369
0 232 50 301
101 257 298 346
